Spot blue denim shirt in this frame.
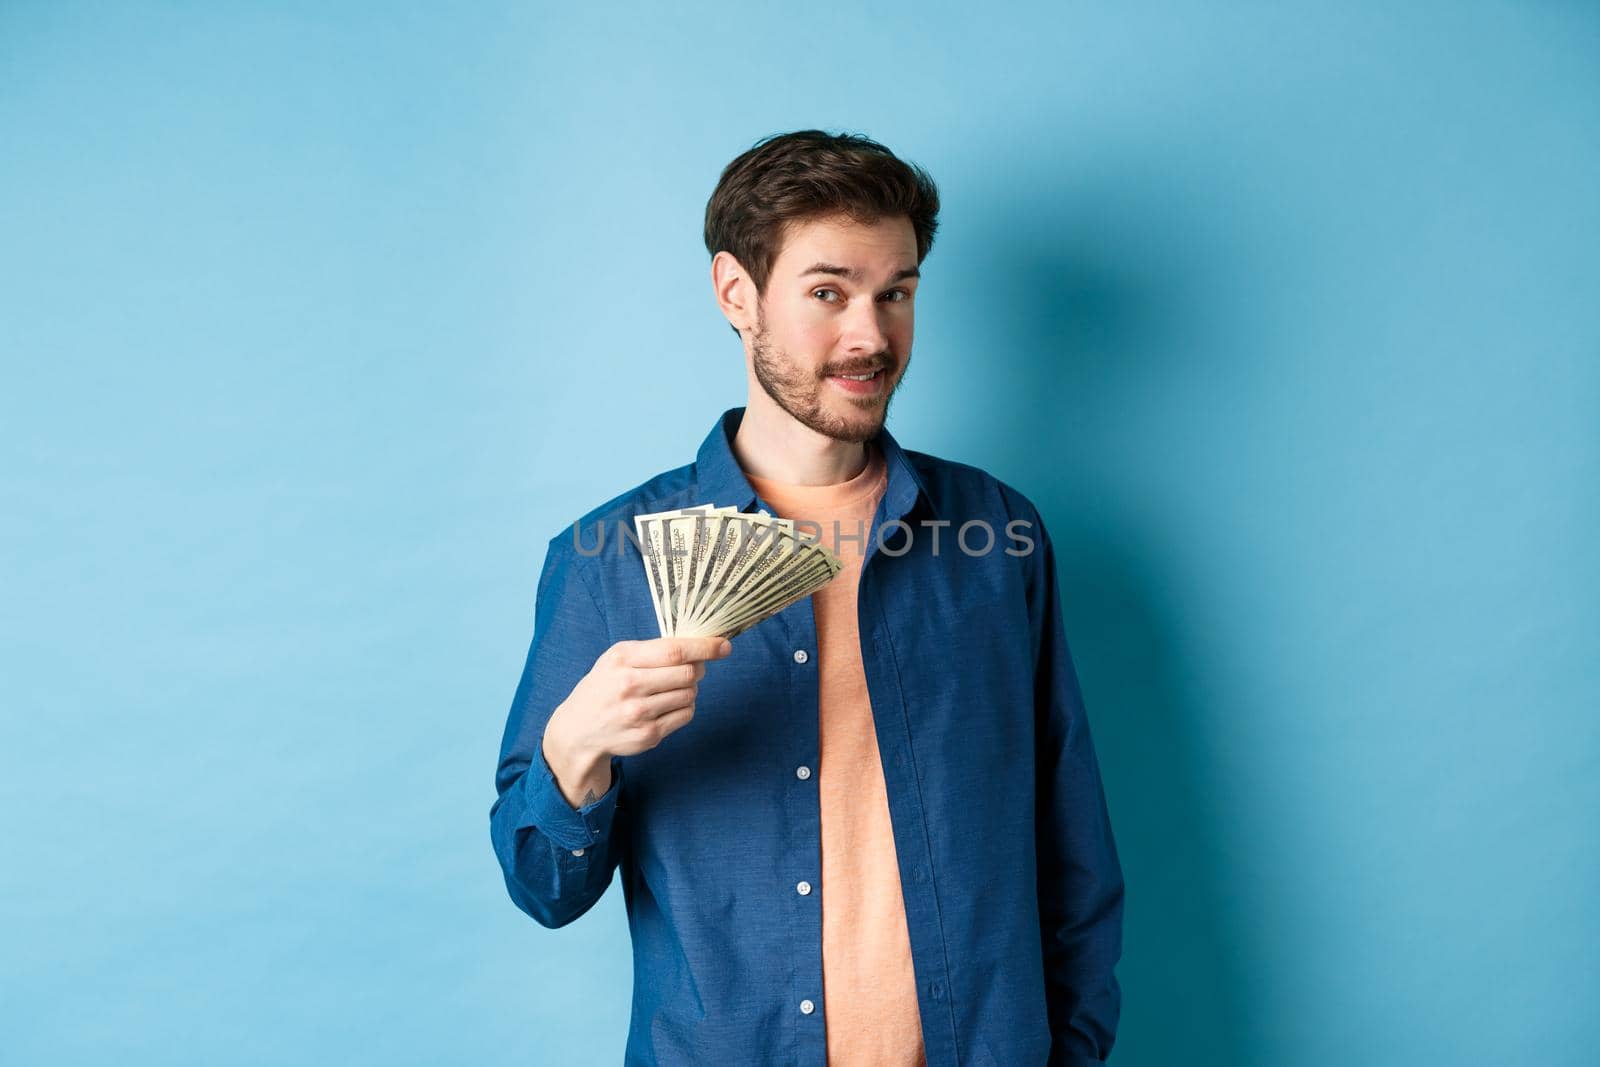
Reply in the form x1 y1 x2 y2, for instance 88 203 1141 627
490 407 1124 1066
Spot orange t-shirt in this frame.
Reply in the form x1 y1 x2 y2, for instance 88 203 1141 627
745 442 926 1066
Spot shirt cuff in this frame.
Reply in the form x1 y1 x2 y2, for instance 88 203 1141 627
516 741 624 852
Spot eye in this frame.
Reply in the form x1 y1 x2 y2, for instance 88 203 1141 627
880 289 910 302
812 288 840 302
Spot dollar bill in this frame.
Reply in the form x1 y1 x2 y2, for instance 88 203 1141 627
633 505 842 639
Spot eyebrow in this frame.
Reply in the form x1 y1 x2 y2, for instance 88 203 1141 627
799 262 921 284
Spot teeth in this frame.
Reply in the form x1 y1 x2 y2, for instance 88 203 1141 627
840 372 876 381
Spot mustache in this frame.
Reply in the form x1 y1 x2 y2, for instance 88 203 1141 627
820 357 895 377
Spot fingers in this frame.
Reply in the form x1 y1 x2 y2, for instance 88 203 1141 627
618 636 732 668
651 703 695 739
631 685 697 721
618 660 704 697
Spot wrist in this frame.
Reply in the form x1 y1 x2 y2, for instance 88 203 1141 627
542 716 609 806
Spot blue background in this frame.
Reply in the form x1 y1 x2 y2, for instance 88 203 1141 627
3 3 1595 1064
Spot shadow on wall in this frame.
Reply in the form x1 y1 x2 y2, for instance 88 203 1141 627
969 172 1265 1067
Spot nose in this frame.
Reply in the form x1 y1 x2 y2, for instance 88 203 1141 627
841 298 893 356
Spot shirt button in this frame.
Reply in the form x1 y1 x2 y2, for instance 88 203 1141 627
571 848 585 857
799 999 815 1015
795 765 811 780
792 648 809 664
796 880 812 896
931 982 944 1000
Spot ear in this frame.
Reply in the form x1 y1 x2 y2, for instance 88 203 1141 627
712 251 757 335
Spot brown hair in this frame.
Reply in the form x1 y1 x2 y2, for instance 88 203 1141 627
704 129 941 336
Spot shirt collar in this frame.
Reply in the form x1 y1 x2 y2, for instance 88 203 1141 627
694 406 939 523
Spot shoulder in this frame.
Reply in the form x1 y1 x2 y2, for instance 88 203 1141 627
571 462 700 533
539 458 706 570
898 446 1057 591
900 446 1048 530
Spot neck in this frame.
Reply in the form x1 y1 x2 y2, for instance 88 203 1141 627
733 390 871 486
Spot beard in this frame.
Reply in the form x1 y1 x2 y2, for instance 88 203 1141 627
749 304 907 445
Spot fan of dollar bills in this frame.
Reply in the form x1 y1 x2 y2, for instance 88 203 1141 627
634 505 844 640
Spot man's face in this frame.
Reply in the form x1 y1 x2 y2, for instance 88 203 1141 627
747 213 919 444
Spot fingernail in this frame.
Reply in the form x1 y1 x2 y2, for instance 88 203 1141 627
719 639 732 655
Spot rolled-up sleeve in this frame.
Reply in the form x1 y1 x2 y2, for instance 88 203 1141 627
489 530 627 929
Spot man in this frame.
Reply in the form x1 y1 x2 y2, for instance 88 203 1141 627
490 130 1124 1066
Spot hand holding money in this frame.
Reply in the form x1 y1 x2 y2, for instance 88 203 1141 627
542 636 732 808
634 505 843 639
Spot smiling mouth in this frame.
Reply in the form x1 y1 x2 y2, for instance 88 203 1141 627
825 367 887 396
